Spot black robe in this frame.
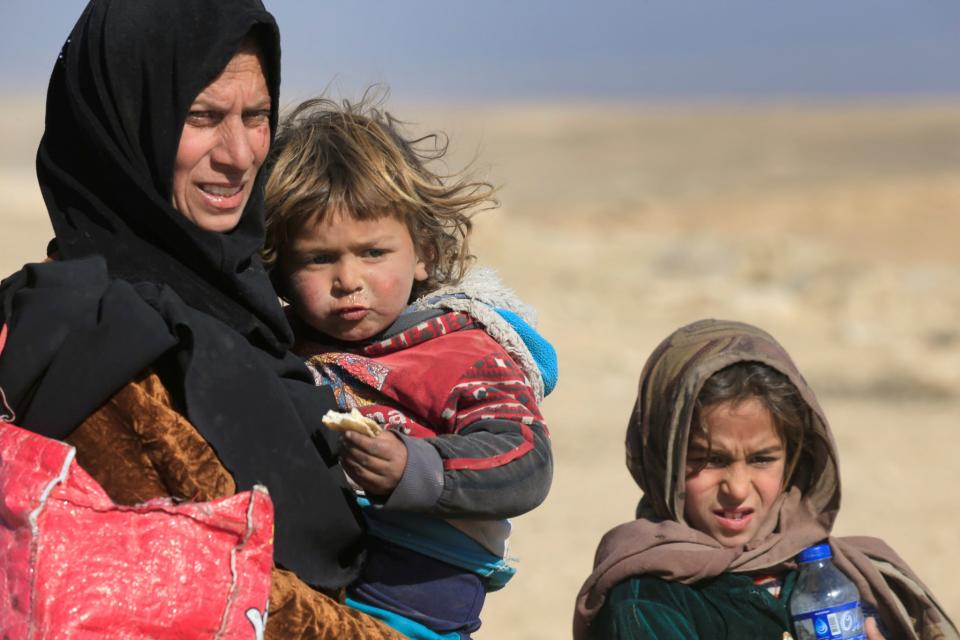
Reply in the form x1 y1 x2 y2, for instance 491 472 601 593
0 0 364 590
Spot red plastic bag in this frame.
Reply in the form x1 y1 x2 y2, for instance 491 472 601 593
0 326 275 639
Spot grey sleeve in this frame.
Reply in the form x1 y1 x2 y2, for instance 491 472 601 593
379 432 444 511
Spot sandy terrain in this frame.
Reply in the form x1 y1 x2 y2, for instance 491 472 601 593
3 100 959 638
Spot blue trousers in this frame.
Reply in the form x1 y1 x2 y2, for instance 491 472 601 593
348 538 487 638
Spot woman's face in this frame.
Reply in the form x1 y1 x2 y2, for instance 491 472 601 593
172 45 271 232
683 397 786 547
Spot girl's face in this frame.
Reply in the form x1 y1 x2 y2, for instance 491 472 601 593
683 397 786 547
281 208 428 342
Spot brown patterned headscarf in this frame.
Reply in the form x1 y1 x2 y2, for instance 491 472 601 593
573 319 958 640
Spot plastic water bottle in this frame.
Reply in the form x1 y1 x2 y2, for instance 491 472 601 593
789 543 867 640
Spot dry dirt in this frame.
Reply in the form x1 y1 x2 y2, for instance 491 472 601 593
3 100 959 638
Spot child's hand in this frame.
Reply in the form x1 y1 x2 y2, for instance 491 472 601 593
865 617 884 640
340 429 407 497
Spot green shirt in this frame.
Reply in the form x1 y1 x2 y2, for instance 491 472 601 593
589 571 798 639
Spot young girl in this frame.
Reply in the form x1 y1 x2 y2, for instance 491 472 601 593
263 96 556 640
573 319 957 640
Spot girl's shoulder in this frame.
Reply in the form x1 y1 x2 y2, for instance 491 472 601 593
593 573 795 640
608 571 760 603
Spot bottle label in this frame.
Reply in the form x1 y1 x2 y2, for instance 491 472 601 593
792 601 866 640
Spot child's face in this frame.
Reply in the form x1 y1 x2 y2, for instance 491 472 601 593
683 397 786 548
281 208 428 342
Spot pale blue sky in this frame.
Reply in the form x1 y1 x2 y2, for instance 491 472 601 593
2 1 960 103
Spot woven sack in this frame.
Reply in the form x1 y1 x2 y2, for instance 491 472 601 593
0 324 275 639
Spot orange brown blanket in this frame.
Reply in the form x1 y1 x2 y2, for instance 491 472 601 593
66 372 402 640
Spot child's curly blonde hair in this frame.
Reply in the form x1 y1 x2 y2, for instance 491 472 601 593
262 92 497 301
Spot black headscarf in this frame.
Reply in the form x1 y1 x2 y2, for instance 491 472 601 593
39 0 288 348
0 0 365 589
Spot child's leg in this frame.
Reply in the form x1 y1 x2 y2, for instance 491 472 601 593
348 538 487 639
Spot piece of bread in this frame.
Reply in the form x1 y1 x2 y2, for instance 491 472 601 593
322 408 383 437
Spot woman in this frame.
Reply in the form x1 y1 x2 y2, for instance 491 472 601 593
0 0 401 636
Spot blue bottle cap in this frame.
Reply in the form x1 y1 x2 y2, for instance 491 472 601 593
797 543 833 563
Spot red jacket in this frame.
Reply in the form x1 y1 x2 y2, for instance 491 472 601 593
294 310 552 525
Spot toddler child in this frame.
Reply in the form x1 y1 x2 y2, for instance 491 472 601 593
263 96 556 640
573 319 957 640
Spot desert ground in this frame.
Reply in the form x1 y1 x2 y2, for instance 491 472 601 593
3 99 959 638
